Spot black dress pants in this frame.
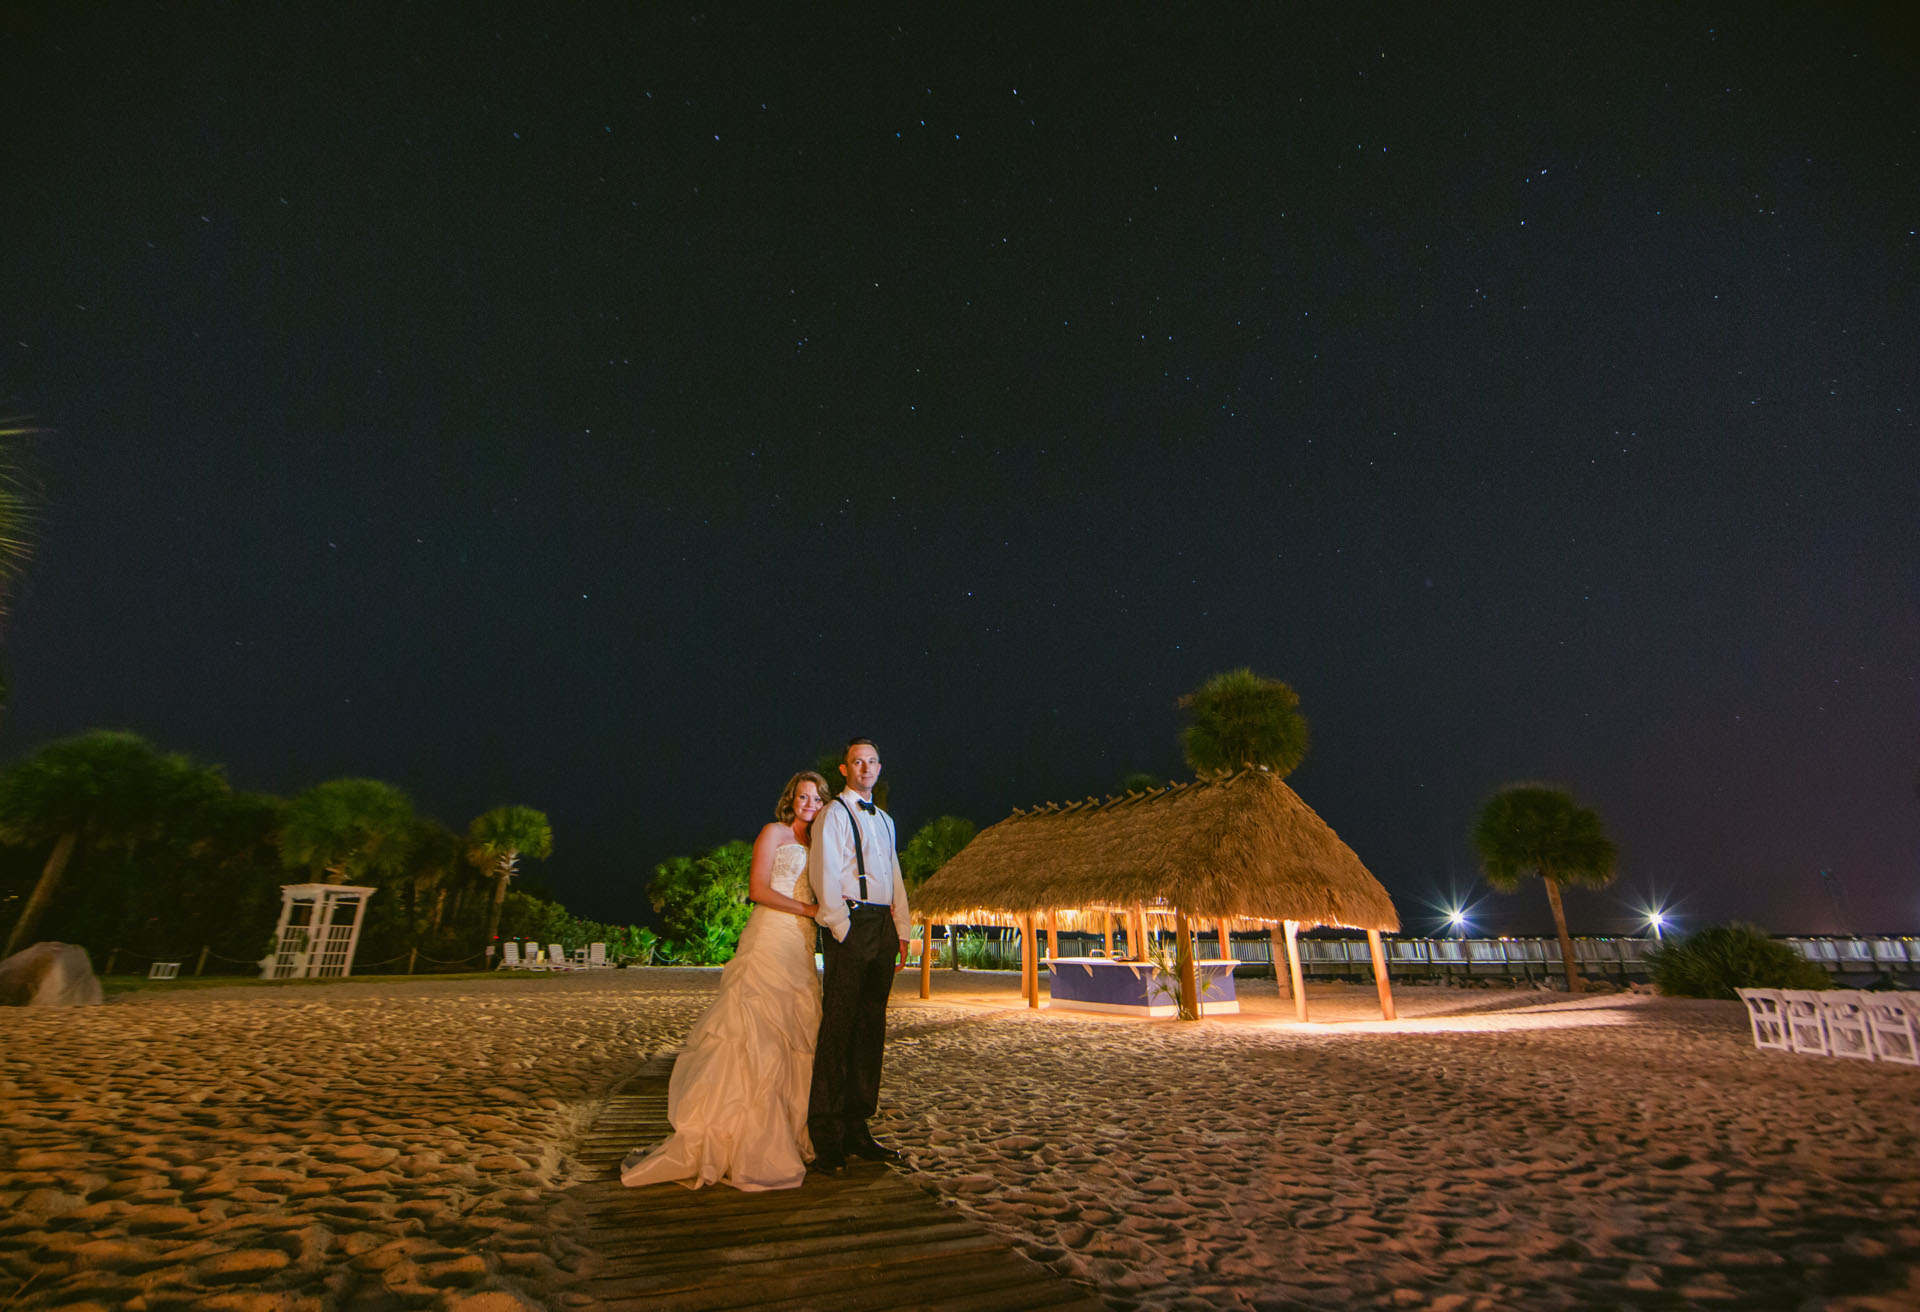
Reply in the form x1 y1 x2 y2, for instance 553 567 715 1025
808 906 895 1152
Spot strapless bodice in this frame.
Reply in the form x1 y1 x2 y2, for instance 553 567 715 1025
770 844 811 901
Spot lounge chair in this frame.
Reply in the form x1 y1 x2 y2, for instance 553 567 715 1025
587 942 609 968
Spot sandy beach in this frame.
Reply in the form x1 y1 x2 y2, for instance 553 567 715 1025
4 969 1918 1310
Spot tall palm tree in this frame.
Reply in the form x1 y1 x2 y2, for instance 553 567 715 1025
0 731 228 958
1472 784 1618 993
279 778 416 886
1178 667 1311 777
468 805 553 948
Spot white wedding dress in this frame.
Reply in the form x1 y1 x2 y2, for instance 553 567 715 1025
621 843 822 1191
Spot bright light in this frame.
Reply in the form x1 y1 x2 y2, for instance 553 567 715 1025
1445 908 1468 930
1644 907 1669 940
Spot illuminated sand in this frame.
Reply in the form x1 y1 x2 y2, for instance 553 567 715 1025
3 971 1917 1311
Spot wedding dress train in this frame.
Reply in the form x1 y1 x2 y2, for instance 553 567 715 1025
620 843 821 1191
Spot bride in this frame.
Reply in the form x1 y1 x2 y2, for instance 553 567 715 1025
621 770 827 1191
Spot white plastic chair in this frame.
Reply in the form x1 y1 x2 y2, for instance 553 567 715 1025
587 942 608 968
1862 995 1919 1066
1781 990 1830 1056
1817 992 1876 1060
548 942 579 971
1735 988 1792 1053
500 942 522 969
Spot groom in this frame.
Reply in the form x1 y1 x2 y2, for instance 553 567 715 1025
807 737 911 1171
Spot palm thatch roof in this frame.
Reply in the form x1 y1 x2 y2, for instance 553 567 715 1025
914 768 1399 932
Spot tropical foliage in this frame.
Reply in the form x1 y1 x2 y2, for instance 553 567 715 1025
1177 668 1310 777
1645 923 1831 999
495 890 659 964
0 731 229 957
279 778 416 885
648 840 753 959
1473 783 1618 993
901 815 976 893
0 416 44 634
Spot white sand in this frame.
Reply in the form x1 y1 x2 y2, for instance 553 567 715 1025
3 969 1918 1311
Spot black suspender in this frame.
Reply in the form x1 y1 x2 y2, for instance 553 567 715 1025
835 797 895 904
837 796 869 901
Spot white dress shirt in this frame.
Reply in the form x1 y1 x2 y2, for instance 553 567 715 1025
810 792 911 943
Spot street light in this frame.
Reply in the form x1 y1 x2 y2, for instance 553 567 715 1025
1644 908 1669 941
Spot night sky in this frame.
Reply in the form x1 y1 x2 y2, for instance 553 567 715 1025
4 5 1915 938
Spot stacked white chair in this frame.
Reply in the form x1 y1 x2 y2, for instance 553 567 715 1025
1817 992 1876 1060
1780 991 1831 1056
1736 988 1793 1053
1862 996 1919 1066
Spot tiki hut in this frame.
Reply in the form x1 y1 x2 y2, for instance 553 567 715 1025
912 767 1401 1021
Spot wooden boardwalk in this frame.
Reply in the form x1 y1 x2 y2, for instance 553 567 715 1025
567 1054 1106 1312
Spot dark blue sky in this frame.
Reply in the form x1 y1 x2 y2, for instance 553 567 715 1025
3 4 1915 936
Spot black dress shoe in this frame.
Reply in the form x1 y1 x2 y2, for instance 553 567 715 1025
809 1147 846 1173
845 1136 903 1165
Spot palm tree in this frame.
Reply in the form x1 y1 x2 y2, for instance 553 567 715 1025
1177 668 1310 777
0 417 44 631
901 815 976 894
279 778 416 886
0 731 228 958
1472 784 1618 993
468 805 553 948
404 819 464 934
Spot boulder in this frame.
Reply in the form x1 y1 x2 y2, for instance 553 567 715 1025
0 942 104 1006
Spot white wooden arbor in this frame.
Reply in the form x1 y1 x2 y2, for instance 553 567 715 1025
263 883 376 979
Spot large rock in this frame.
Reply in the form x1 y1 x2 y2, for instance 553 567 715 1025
0 942 104 1006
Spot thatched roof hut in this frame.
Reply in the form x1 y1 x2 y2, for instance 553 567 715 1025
915 767 1398 931
911 767 1401 1021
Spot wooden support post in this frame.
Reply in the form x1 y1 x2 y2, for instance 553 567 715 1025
407 946 417 975
950 923 961 970
1283 920 1308 1022
1024 914 1040 1009
920 923 935 998
1103 913 1114 960
195 945 210 977
1216 919 1233 962
1366 928 1396 1020
1269 927 1290 996
1175 910 1199 1020
104 948 119 977
1046 910 1058 963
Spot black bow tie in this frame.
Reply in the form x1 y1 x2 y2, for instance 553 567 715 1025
857 799 878 814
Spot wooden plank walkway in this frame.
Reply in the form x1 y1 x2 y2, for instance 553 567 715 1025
567 1053 1107 1312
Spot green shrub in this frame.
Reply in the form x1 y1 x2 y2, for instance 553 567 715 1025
1646 923 1831 999
954 931 1009 970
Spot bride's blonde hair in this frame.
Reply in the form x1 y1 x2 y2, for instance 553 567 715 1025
774 770 832 824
